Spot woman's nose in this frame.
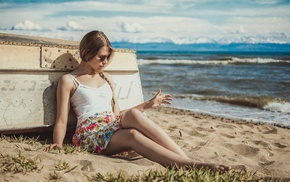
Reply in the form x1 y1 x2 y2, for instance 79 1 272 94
103 58 108 64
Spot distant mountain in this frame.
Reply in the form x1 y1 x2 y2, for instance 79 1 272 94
112 42 290 52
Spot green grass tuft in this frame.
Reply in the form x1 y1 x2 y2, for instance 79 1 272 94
1 135 289 181
49 144 88 155
0 134 39 145
54 160 70 171
62 144 87 154
87 167 264 182
0 150 42 173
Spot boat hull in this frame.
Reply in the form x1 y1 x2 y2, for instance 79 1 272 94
0 33 144 134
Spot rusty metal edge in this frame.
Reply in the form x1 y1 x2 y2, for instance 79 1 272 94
0 124 78 134
0 69 139 73
0 42 136 54
0 125 53 134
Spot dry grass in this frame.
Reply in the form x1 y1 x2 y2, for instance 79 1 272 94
48 144 88 155
54 160 70 171
0 151 42 174
87 167 263 182
48 160 78 181
1 134 288 181
0 134 39 146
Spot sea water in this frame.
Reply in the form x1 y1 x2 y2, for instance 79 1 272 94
136 51 290 127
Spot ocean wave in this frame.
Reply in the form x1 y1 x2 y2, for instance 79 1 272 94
171 94 290 114
137 57 290 65
264 102 290 113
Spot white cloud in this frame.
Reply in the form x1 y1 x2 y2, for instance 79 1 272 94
1 1 290 44
236 26 248 34
170 36 216 44
119 22 145 33
60 1 174 14
58 21 88 31
11 20 42 31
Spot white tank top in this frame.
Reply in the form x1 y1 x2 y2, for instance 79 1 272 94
68 74 113 127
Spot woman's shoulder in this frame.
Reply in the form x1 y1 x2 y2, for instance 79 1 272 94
58 74 75 87
60 73 73 81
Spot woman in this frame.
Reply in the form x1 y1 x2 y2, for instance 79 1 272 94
46 30 231 172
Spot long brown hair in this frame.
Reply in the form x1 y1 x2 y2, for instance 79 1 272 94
79 30 116 105
79 30 113 62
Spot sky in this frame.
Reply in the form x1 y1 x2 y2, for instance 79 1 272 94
0 0 290 44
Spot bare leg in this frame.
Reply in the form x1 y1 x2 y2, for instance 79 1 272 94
120 108 188 158
103 128 230 172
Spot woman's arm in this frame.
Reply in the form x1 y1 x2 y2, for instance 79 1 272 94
45 74 73 151
122 89 172 114
117 89 172 114
105 72 172 115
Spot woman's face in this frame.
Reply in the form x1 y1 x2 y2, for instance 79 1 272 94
88 46 111 72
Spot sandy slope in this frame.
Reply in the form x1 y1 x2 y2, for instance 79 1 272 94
0 107 289 181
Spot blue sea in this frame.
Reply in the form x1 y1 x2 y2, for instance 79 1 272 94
113 43 290 127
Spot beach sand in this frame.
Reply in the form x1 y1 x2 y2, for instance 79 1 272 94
0 107 289 181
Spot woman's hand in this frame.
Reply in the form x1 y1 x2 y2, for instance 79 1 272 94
122 89 173 113
43 143 62 152
149 89 173 108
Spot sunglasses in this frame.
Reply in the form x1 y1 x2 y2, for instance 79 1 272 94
97 55 109 62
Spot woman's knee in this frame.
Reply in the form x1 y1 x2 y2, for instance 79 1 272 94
128 128 142 140
103 129 141 154
121 108 142 126
128 108 142 118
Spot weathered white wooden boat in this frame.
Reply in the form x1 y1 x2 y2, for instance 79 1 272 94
0 33 144 134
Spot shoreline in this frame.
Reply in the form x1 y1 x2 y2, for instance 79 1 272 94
166 106 290 129
0 107 289 180
143 93 290 128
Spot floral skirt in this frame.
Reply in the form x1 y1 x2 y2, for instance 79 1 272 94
72 111 122 153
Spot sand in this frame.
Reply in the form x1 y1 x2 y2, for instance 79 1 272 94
0 107 289 181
